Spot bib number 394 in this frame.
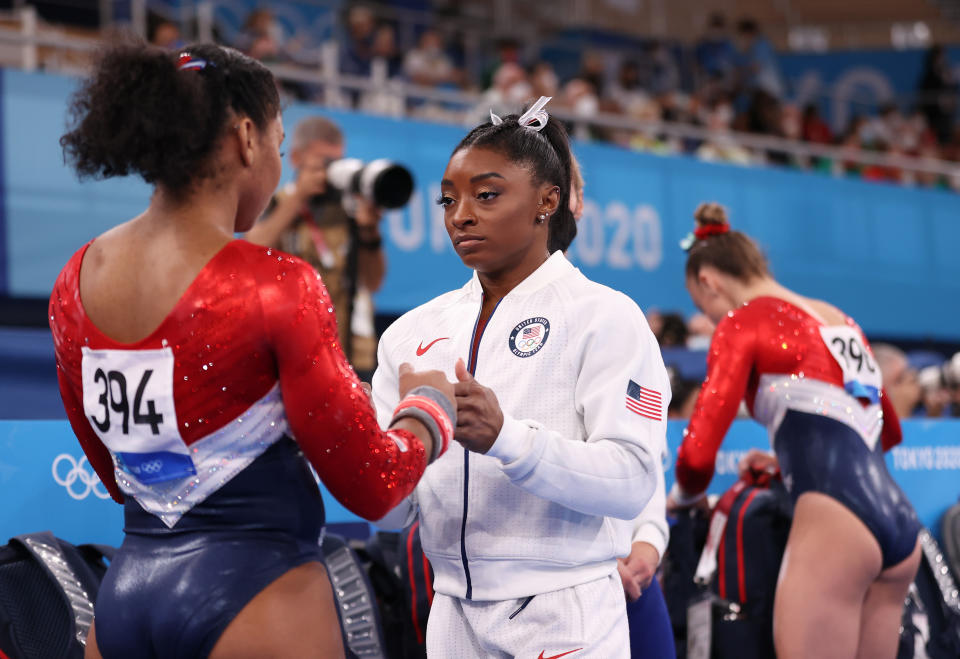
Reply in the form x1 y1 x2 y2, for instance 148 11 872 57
819 326 882 404
81 347 196 484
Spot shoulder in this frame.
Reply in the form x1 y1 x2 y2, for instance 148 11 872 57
51 242 90 297
230 241 337 320
231 240 319 282
49 242 91 348
559 272 651 330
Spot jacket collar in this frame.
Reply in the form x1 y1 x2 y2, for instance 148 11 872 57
465 251 574 300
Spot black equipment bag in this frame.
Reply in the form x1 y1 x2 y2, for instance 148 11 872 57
0 531 113 659
897 528 960 659
665 473 791 659
321 532 390 659
363 521 432 659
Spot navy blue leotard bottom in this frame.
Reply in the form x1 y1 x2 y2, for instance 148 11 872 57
774 410 920 568
94 437 326 659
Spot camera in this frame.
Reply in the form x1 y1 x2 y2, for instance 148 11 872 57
918 352 960 391
326 158 415 210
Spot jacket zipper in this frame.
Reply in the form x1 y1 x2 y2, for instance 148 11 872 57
460 294 501 600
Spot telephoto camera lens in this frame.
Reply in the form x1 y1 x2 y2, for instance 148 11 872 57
327 158 415 209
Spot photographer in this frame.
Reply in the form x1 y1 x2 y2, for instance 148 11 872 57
246 116 385 379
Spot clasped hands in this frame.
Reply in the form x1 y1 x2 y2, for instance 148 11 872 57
378 358 504 455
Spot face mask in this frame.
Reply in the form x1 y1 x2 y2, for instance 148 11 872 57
574 94 599 116
506 81 533 105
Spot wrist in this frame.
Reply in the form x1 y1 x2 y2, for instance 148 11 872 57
390 386 456 463
669 481 706 507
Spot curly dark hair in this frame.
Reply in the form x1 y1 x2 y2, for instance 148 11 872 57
453 107 577 254
60 42 280 195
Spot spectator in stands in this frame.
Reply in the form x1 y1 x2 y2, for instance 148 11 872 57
735 18 783 102
695 94 753 165
667 372 701 419
801 103 832 144
873 343 922 419
578 50 608 99
481 37 523 90
694 13 737 87
370 23 402 79
636 40 680 97
473 62 531 123
627 98 679 155
238 8 286 64
245 116 386 380
147 16 182 51
608 60 650 116
918 45 958 144
340 5 377 77
403 28 456 88
529 60 560 100
656 312 688 348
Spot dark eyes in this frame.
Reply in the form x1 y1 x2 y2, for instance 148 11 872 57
435 191 499 207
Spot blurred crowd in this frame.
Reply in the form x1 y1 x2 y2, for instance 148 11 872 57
147 6 960 193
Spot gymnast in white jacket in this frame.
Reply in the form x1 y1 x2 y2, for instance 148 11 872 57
371 97 671 658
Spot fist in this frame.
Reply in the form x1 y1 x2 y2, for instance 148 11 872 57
397 362 455 407
452 358 503 454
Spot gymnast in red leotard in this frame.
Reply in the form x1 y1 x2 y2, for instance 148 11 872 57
668 203 921 659
50 43 455 659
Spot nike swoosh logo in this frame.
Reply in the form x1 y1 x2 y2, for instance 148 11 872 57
538 650 583 659
416 337 450 356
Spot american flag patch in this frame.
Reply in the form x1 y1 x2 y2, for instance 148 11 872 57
523 326 540 339
626 380 662 421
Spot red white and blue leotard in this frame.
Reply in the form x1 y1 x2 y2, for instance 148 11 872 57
675 296 918 567
49 239 429 657
51 239 425 523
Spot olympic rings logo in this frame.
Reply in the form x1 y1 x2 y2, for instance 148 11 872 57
52 454 111 501
517 337 542 350
139 459 163 474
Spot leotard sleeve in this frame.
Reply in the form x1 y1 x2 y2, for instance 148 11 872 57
256 253 428 521
675 311 757 498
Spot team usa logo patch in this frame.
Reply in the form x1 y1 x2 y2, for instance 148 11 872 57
509 317 550 358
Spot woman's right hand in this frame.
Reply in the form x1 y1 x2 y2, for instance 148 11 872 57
737 448 779 484
397 362 456 408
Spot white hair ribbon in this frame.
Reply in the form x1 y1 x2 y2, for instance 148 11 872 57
517 96 551 132
488 96 552 131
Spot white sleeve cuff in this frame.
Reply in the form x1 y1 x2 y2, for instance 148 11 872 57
631 523 668 563
484 413 532 463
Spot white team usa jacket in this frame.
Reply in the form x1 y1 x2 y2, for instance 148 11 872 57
371 252 671 601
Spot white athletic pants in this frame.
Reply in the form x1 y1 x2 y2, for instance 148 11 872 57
426 571 630 658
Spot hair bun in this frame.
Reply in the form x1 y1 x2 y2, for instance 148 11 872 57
693 202 729 229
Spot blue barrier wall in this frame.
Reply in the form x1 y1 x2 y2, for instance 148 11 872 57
1 69 959 339
2 419 957 548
